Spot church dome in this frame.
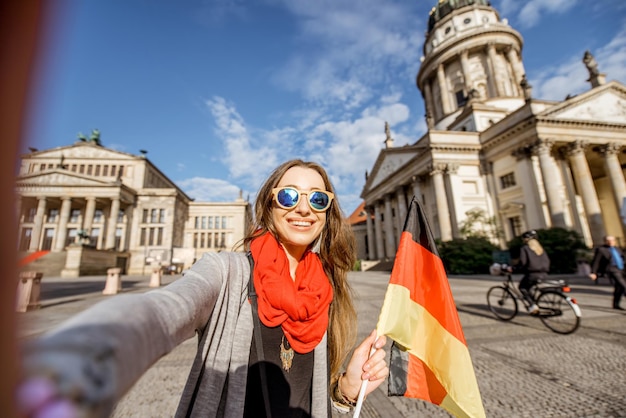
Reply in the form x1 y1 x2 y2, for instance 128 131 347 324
428 0 492 32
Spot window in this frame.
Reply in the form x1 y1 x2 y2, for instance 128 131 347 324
500 172 516 189
26 208 36 223
70 209 81 223
221 217 227 229
87 165 93 175
117 210 125 223
95 165 101 176
115 227 123 251
19 228 32 251
455 90 467 107
90 228 100 246
79 165 85 174
508 216 522 238
151 209 158 223
47 209 59 223
208 216 213 229
103 165 109 176
66 228 77 247
94 209 104 223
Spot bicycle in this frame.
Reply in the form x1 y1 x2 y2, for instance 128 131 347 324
486 271 582 334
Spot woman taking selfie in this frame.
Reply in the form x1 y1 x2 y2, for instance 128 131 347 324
19 159 388 417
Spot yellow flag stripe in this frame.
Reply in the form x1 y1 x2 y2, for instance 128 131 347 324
377 284 485 418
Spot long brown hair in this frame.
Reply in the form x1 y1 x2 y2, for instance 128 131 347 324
243 159 357 382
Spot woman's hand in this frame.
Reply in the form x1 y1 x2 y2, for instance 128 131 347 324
340 330 388 401
17 376 80 418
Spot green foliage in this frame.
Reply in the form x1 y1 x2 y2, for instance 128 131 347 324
437 236 499 274
507 227 587 274
459 208 503 241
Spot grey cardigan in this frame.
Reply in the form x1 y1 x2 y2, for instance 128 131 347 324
22 252 330 417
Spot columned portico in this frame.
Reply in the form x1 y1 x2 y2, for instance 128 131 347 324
365 206 376 260
396 188 408 242
534 138 567 228
430 163 452 241
437 63 453 115
29 197 47 251
54 197 72 251
105 197 121 250
384 195 396 258
600 143 626 221
83 197 96 235
374 204 384 261
567 141 605 244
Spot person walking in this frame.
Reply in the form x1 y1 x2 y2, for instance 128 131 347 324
515 230 550 315
18 159 389 417
589 235 626 310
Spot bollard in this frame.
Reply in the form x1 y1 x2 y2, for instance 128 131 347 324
149 263 162 288
16 271 43 312
103 267 122 295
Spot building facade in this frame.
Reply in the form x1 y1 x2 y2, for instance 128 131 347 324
16 139 252 276
359 0 626 261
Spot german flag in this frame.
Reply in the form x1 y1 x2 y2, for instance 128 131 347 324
376 198 485 418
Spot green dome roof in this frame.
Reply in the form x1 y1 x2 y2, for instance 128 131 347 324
428 0 492 32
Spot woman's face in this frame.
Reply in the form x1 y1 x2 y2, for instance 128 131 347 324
272 166 327 257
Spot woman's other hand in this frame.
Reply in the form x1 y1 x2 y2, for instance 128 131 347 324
340 330 388 401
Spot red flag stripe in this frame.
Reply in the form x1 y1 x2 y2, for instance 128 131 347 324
389 230 466 344
19 250 50 267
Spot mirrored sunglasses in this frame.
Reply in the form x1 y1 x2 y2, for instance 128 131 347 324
272 187 334 212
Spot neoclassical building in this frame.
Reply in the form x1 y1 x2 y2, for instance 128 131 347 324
359 0 626 261
16 138 251 276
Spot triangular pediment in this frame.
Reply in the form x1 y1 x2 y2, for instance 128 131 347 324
364 147 420 193
23 142 139 161
16 170 116 188
538 81 626 125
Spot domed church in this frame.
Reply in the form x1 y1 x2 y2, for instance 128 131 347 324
359 0 626 261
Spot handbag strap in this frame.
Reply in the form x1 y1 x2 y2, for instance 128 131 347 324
247 252 273 418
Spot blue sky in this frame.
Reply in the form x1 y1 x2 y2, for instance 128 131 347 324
24 0 626 215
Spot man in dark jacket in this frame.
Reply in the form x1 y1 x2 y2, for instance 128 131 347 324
589 235 626 310
516 230 550 314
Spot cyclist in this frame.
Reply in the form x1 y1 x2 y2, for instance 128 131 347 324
511 230 551 314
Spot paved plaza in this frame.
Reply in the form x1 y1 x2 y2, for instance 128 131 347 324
18 270 626 417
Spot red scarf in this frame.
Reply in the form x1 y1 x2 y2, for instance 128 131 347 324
250 232 333 354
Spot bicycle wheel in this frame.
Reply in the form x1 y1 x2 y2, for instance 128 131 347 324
487 286 518 321
536 290 581 334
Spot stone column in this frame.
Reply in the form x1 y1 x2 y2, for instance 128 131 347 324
423 80 436 126
512 146 548 229
54 197 72 251
505 45 524 94
600 143 626 220
534 138 567 228
384 195 396 258
105 197 120 250
83 197 96 235
430 164 452 241
28 197 47 251
396 188 408 241
445 164 460 238
15 198 22 223
437 63 452 115
486 43 502 96
365 206 376 260
567 141 605 244
374 203 384 260
412 176 423 204
460 49 472 92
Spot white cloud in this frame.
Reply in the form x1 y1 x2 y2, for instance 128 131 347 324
176 177 245 202
532 22 626 100
205 96 279 182
270 0 422 108
494 0 578 29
